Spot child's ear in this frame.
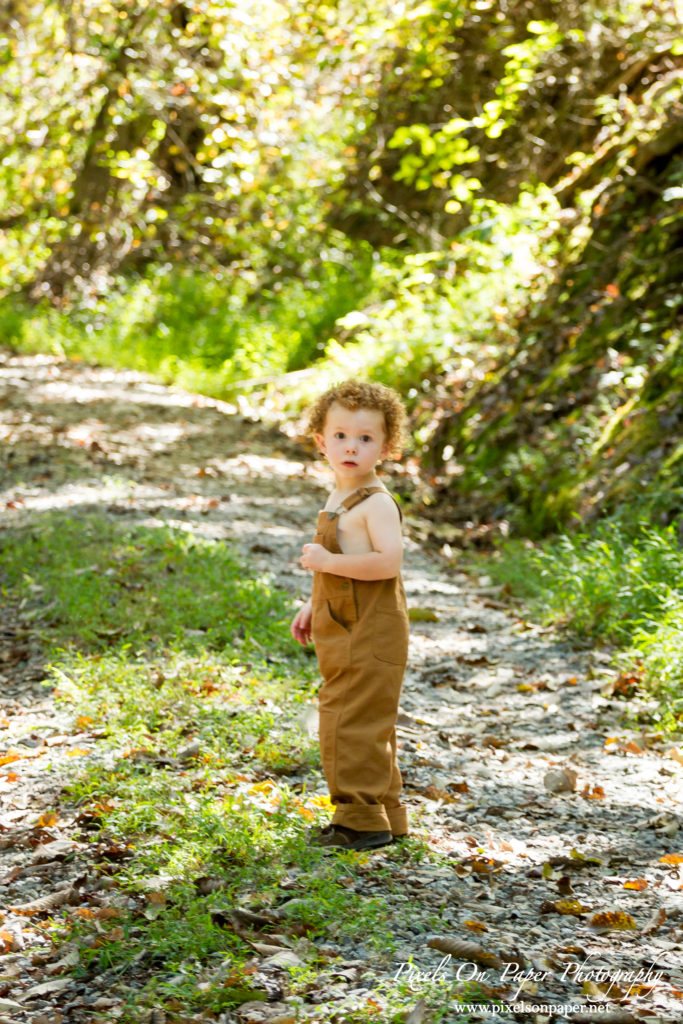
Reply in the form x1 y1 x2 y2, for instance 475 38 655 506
314 433 326 454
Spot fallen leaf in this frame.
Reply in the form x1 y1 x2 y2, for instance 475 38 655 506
610 672 638 697
427 935 503 969
589 910 637 932
463 919 488 933
642 908 666 935
22 977 72 999
581 784 606 800
424 785 459 803
540 898 590 916
9 886 76 916
0 929 18 953
623 878 648 891
93 926 125 946
0 747 44 765
408 607 439 622
659 853 683 865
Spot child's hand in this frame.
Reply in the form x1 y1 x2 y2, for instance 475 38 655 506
300 542 330 572
290 599 313 646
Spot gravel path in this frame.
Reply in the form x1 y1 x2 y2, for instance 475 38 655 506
1 351 682 1024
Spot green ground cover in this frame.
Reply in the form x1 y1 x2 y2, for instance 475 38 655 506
484 516 683 733
0 511 469 1022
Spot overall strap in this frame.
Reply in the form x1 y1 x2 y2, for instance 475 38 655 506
339 486 403 521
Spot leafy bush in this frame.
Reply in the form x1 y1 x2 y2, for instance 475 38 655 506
487 518 683 645
486 516 683 729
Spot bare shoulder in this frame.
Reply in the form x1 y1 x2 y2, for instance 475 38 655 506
364 490 401 522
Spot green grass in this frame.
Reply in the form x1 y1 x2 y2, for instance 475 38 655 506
0 512 291 654
0 252 375 397
0 510 464 1022
484 515 683 730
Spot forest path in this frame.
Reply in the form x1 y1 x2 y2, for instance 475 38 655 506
0 351 681 1024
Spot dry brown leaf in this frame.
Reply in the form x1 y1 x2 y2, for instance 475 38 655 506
589 910 638 932
427 935 503 969
641 908 666 935
424 785 459 804
0 747 44 765
0 928 18 953
93 926 125 946
581 784 606 800
9 887 75 916
449 781 470 794
540 898 590 916
463 919 488 933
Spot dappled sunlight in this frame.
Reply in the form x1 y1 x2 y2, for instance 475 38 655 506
2 353 682 1023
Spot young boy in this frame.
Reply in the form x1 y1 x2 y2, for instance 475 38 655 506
290 380 410 851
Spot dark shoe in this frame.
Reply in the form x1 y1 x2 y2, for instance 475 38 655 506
310 824 393 851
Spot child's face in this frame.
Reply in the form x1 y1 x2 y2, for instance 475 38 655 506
315 402 387 481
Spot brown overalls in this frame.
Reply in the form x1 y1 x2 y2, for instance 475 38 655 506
310 486 409 835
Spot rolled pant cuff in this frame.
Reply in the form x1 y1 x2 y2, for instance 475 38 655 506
386 805 409 836
332 806 392 833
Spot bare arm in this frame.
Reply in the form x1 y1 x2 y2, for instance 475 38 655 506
300 495 403 580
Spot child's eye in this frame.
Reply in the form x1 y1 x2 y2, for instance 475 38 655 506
361 435 372 443
335 432 345 439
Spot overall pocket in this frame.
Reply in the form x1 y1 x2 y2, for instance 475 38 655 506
312 600 352 677
373 609 409 666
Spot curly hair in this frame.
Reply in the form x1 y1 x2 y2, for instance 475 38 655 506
305 380 407 459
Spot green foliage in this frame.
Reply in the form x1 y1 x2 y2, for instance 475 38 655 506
486 518 683 645
0 506 442 1019
485 516 683 730
0 511 292 654
628 608 683 732
0 245 375 392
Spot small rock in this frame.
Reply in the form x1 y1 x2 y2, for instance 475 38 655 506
543 768 577 794
0 999 24 1013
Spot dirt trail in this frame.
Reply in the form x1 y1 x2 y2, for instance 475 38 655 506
0 351 682 1024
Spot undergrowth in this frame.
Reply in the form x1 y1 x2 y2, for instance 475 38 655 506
485 514 683 731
